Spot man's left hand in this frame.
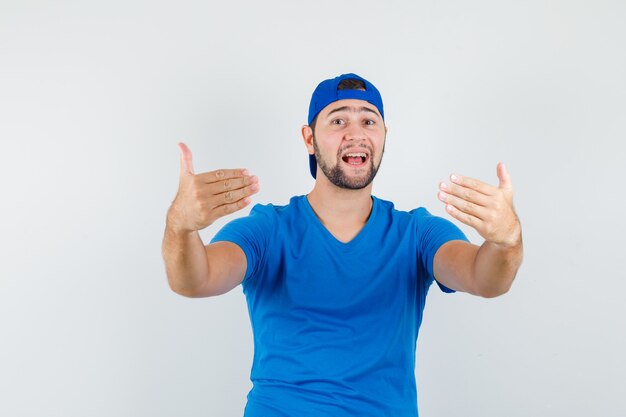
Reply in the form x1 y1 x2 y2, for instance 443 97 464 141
438 162 521 248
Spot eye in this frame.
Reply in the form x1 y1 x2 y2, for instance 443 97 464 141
331 119 345 125
364 119 375 126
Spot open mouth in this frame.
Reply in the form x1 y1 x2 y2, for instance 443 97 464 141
341 152 369 166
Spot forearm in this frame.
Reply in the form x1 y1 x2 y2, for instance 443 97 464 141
473 237 523 298
161 209 210 296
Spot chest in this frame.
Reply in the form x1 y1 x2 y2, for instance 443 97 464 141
254 230 421 319
319 220 366 244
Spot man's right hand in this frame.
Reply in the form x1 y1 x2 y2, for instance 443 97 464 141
167 142 260 234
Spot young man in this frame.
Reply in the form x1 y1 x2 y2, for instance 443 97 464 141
162 73 523 417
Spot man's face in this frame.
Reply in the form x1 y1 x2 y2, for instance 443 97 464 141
310 99 387 190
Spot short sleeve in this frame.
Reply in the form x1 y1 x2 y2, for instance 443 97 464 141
209 204 275 286
410 207 469 293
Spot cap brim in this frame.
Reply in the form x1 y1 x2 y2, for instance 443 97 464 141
309 154 317 179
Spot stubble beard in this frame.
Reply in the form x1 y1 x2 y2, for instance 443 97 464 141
312 135 385 190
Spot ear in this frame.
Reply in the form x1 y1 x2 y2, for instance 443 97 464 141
301 125 315 155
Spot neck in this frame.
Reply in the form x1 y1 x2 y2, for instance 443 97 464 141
306 176 373 227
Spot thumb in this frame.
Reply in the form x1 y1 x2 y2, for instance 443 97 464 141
497 162 513 191
178 142 195 177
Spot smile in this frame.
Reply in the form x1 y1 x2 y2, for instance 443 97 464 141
341 152 369 166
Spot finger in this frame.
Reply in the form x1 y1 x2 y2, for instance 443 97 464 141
214 196 254 217
438 190 489 220
209 181 260 209
178 142 194 176
497 162 513 191
196 168 250 184
444 202 484 230
439 181 490 207
450 173 497 196
205 175 258 195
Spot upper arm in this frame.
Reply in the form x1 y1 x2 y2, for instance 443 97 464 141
185 241 247 298
202 203 273 296
433 240 481 296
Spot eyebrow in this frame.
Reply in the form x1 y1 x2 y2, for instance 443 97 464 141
326 106 379 118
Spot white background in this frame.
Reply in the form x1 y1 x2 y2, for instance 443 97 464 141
1 0 625 416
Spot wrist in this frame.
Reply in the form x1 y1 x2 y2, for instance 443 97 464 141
487 237 523 260
489 216 523 249
487 231 522 253
166 206 195 236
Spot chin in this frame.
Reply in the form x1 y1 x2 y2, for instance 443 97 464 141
333 166 377 190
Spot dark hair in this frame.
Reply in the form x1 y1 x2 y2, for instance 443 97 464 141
310 79 366 132
337 78 366 91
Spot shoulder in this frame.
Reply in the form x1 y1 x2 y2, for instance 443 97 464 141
408 206 439 225
409 206 466 237
211 196 301 238
371 195 434 225
372 195 435 217
234 195 308 234
210 197 300 258
372 196 466 241
249 195 305 219
371 195 407 220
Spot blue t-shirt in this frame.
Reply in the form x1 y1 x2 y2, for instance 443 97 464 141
211 195 468 417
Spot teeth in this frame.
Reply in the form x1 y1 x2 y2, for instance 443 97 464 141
345 152 367 158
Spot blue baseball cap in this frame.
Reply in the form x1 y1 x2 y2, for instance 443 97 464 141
307 73 385 179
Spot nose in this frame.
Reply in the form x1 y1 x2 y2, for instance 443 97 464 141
344 123 367 142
